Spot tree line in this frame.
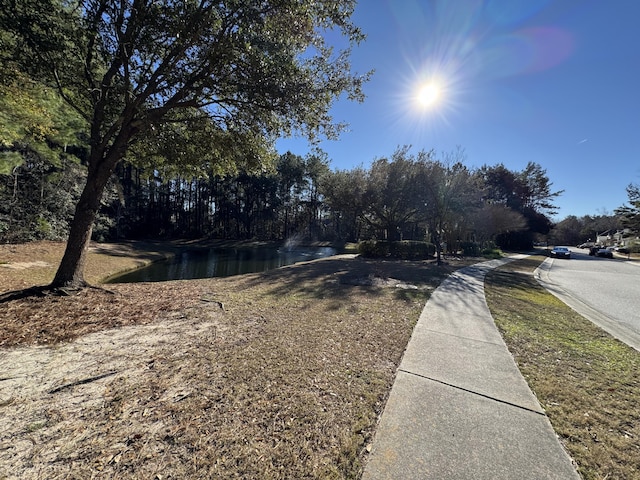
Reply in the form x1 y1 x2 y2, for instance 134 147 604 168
2 130 563 255
1 0 370 287
1 1 637 289
548 184 640 250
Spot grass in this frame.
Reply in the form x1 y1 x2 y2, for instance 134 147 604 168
0 240 177 292
0 240 473 479
485 255 640 480
6 243 638 478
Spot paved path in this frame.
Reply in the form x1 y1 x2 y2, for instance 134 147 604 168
362 257 580 480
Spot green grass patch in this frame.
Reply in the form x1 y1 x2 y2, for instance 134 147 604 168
481 248 503 259
485 255 640 480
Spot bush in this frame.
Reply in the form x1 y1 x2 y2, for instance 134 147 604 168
92 212 117 242
481 248 503 259
358 240 435 259
459 241 481 256
35 217 52 239
358 240 388 258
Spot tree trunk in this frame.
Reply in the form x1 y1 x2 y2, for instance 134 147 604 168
432 231 444 266
50 156 117 288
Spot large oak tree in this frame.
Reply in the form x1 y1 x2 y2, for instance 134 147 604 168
0 0 367 287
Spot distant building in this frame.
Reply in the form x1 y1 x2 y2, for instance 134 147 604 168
596 229 636 246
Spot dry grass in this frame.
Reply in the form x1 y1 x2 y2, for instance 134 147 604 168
0 240 177 292
485 256 640 480
0 241 473 479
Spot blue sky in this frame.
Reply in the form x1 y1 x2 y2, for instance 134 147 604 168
277 0 640 220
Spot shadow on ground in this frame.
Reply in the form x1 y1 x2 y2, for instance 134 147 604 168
243 255 474 305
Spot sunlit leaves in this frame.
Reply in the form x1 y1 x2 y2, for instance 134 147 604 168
0 67 86 173
1 0 366 160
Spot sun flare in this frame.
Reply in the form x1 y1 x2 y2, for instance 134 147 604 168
417 82 441 108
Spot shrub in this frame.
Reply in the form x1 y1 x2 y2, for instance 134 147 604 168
460 241 481 256
92 213 117 242
358 240 389 258
35 217 52 239
358 240 435 259
481 247 503 259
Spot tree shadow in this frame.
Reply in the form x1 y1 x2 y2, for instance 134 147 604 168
243 255 470 306
0 286 52 303
0 284 114 304
485 268 536 293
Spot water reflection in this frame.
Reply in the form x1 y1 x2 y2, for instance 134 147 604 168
107 246 337 283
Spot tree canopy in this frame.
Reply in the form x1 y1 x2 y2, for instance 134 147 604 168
477 162 561 249
615 183 640 233
0 0 368 287
318 147 558 253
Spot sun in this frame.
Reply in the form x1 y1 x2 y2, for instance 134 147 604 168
417 82 441 108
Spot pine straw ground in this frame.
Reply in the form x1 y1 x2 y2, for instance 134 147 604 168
0 241 472 479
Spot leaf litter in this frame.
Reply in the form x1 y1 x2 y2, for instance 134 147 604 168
0 245 467 479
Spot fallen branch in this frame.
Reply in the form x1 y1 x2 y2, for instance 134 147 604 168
49 371 118 394
201 297 225 311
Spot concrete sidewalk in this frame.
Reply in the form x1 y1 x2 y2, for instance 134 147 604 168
362 257 581 480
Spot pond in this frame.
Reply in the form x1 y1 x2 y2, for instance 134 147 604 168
106 245 338 283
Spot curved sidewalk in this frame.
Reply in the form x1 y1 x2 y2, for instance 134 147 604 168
362 257 580 480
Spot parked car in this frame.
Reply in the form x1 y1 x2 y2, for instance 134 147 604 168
550 246 571 259
615 246 630 254
588 245 602 256
578 242 594 249
595 247 614 258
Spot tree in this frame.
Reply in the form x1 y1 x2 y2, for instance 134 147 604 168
417 152 482 264
276 152 307 239
517 162 563 215
301 154 331 240
0 0 367 288
1 49 87 242
360 147 429 241
478 162 561 249
546 213 622 247
615 183 640 233
322 148 484 250
322 167 367 242
0 153 86 242
470 204 527 245
548 215 582 246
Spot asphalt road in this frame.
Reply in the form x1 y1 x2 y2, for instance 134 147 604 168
535 247 640 351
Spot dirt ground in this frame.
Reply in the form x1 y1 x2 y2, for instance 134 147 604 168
0 241 469 479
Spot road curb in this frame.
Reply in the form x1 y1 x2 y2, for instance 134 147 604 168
534 258 640 352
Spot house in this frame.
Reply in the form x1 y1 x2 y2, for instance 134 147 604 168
596 229 636 246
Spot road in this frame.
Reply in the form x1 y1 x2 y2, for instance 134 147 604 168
535 247 640 351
